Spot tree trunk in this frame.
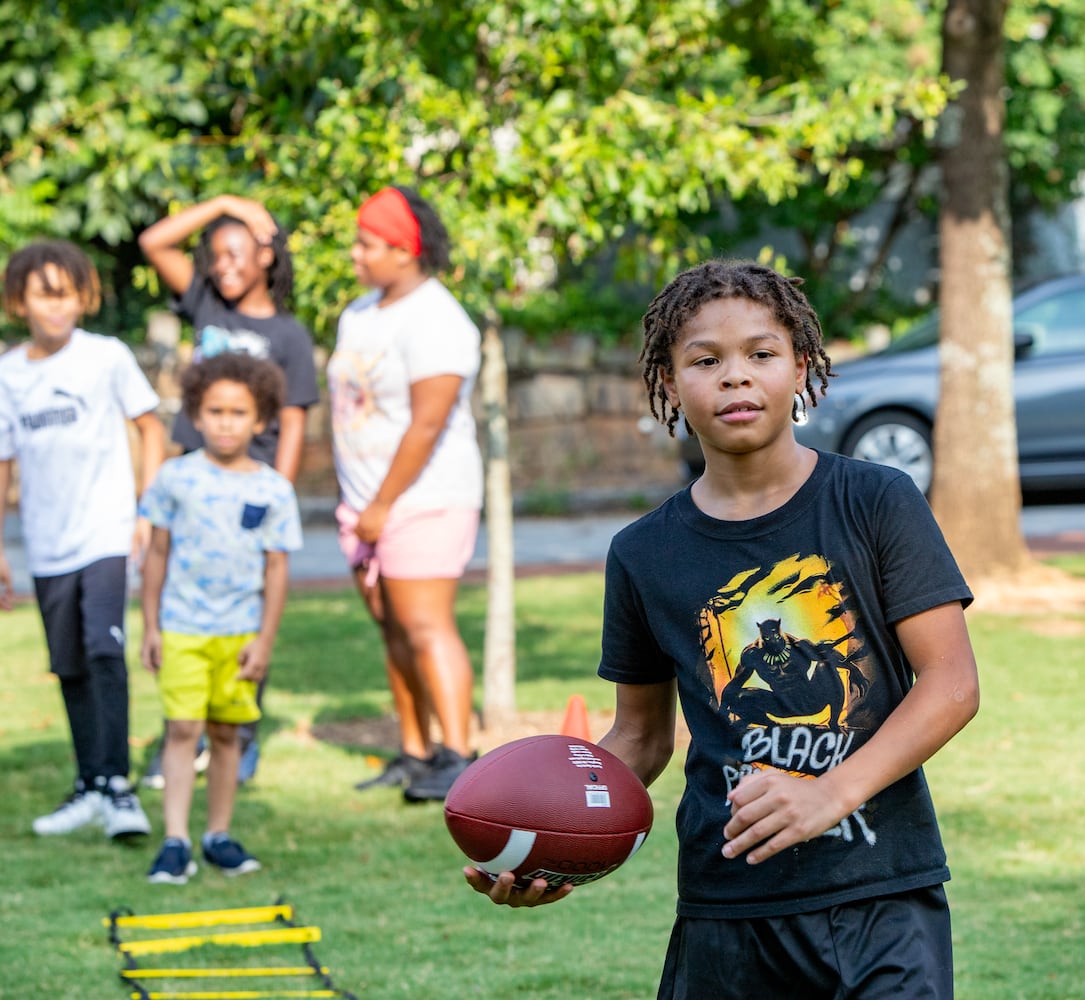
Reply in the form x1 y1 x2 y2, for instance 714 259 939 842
479 316 517 727
933 0 1031 581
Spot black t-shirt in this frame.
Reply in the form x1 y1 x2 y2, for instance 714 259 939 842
171 278 320 466
599 451 972 918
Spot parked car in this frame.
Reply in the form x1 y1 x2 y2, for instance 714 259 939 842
680 273 1085 494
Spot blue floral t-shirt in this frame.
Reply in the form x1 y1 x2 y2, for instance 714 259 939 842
140 450 302 635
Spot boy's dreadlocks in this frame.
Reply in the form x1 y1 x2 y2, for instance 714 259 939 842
640 260 833 435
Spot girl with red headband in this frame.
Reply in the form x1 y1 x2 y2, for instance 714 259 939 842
327 186 482 802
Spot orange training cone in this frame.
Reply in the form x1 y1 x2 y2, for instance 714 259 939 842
560 694 592 742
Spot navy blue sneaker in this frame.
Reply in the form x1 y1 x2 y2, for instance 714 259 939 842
148 838 197 885
202 833 261 876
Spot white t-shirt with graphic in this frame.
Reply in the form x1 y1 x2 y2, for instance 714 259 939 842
327 277 483 513
0 330 160 576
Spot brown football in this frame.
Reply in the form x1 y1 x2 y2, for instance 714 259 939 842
444 735 653 890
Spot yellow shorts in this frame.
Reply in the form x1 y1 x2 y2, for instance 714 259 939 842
159 632 262 725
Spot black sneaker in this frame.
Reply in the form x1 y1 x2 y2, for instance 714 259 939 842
354 751 433 791
403 748 477 803
202 834 261 876
148 838 197 885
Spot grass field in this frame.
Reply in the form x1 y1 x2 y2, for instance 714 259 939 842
1 562 1083 999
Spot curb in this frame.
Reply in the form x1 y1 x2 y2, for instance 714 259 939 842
297 485 678 525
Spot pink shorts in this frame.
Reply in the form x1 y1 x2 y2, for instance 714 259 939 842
336 503 480 582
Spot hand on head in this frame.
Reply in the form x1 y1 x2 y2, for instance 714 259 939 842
223 195 279 247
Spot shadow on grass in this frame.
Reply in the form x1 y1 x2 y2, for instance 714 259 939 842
309 711 402 758
251 575 612 773
269 576 608 699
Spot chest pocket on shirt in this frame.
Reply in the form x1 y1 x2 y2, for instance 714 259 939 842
241 503 269 530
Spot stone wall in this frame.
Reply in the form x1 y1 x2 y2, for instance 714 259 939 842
496 329 684 505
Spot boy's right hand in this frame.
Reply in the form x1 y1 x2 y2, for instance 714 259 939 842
463 867 574 908
141 628 163 673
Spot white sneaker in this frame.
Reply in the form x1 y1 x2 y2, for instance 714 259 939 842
99 776 151 839
32 783 105 836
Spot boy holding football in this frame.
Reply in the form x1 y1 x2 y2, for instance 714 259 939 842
465 260 980 999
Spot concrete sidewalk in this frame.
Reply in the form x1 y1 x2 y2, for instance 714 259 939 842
0 505 638 596
3 499 1083 596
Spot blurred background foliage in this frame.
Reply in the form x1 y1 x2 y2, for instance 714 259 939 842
2 0 1084 346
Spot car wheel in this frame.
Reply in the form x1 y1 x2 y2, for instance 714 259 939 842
840 410 933 495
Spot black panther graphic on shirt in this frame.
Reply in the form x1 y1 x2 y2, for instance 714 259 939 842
599 452 972 919
721 617 869 733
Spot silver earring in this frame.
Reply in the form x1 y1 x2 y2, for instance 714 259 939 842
792 393 808 427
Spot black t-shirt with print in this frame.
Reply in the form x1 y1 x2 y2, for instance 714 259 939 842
171 278 319 466
599 451 972 918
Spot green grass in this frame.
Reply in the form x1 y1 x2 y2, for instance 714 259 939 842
1 560 1083 998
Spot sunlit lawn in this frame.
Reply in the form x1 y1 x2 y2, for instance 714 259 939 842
1 559 1083 998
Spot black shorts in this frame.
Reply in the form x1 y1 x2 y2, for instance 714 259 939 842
657 885 953 1000
33 557 128 678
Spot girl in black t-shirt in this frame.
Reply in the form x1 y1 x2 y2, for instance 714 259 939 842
139 195 319 785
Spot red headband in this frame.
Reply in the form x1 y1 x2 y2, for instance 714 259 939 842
356 187 422 257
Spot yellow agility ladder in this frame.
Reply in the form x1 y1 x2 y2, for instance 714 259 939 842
104 900 358 1000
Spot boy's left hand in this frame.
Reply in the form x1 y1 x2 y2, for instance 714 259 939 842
237 638 272 682
722 768 847 865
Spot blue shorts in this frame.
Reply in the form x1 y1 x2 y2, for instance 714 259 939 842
657 885 952 999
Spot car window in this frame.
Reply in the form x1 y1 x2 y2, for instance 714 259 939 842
882 283 1085 357
1016 289 1085 356
882 313 939 353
